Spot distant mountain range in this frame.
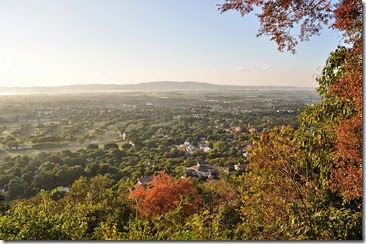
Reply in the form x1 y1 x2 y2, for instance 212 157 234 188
0 81 315 93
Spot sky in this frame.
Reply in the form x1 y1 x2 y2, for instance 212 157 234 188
0 0 342 87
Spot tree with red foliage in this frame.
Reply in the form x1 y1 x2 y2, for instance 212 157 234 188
218 0 362 202
245 125 362 239
129 172 201 218
217 0 362 239
218 0 361 53
330 41 362 200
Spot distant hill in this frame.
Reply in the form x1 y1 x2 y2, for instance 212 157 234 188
0 81 315 94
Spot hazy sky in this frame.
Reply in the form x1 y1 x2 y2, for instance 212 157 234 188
0 0 342 87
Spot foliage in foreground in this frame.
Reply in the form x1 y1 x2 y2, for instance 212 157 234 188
0 0 362 240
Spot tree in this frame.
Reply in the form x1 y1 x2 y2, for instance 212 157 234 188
129 172 201 218
328 40 362 201
0 193 7 214
104 143 119 150
0 175 133 240
7 178 25 201
87 144 99 150
121 142 132 150
219 0 363 206
300 44 362 202
236 126 361 239
218 0 362 239
218 0 361 53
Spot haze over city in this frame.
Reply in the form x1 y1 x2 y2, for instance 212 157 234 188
0 0 341 88
0 0 362 241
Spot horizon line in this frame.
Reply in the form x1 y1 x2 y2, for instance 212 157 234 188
0 80 317 89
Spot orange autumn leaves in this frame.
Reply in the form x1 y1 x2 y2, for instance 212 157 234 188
129 173 201 218
218 0 332 53
219 0 362 203
330 40 362 201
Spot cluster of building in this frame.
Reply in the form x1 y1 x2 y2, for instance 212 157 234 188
135 160 247 187
3 145 29 150
183 160 219 181
174 141 211 155
183 160 247 181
